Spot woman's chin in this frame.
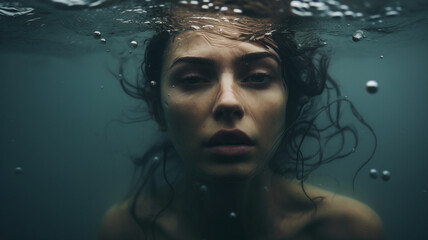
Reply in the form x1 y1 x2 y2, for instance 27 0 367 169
195 163 259 182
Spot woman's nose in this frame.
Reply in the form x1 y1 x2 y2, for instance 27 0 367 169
212 76 244 121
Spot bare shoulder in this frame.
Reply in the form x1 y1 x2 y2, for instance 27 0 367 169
269 179 384 240
313 187 385 240
98 201 145 240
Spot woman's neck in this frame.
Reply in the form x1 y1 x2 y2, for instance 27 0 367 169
175 169 275 240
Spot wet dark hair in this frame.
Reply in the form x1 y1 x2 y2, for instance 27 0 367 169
118 17 377 239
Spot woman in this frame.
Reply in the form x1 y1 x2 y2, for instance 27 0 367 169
99 2 384 240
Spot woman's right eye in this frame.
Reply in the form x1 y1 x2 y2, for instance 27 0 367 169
181 76 206 85
176 75 210 89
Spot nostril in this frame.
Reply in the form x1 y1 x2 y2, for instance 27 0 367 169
214 105 244 120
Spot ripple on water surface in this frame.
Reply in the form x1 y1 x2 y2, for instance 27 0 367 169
0 0 426 56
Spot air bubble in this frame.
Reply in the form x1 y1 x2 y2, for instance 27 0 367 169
291 8 313 17
153 156 159 162
339 4 349 10
202 25 214 29
385 10 399 17
309 2 325 9
381 170 391 181
369 14 382 21
100 85 104 90
220 6 228 11
130 40 138 48
190 0 198 5
200 185 208 192
291 1 310 9
14 167 23 174
328 11 344 19
366 80 378 94
100 38 106 44
354 12 364 18
229 212 237 218
380 55 384 59
93 31 101 39
263 186 269 192
327 0 340 6
369 168 378 179
201 5 209 9
221 17 230 22
233 8 243 14
352 30 365 42
344 11 354 17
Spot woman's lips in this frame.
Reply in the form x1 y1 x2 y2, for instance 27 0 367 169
205 145 253 156
205 129 254 156
206 129 254 146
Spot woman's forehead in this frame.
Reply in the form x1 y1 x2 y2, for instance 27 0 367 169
165 31 279 65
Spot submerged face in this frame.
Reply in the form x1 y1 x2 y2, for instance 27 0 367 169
160 31 288 181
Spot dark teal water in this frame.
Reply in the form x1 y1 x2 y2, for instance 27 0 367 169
1 1 428 239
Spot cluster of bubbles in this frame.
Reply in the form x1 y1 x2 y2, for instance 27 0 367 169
369 168 391 181
93 30 139 50
0 2 34 17
178 0 243 14
290 0 402 20
49 0 109 8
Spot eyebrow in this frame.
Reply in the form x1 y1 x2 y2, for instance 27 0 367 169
169 57 215 70
236 52 280 66
168 51 280 70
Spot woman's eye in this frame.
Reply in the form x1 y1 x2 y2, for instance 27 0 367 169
242 73 273 84
175 75 211 90
181 76 206 85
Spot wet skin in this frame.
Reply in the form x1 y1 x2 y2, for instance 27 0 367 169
160 31 287 181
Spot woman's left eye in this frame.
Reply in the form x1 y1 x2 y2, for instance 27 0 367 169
242 73 273 84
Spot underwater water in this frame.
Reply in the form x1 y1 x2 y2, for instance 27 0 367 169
1 0 428 239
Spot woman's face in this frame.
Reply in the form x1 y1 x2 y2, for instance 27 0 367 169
160 31 287 181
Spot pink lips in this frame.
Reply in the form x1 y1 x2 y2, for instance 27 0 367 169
205 129 254 156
